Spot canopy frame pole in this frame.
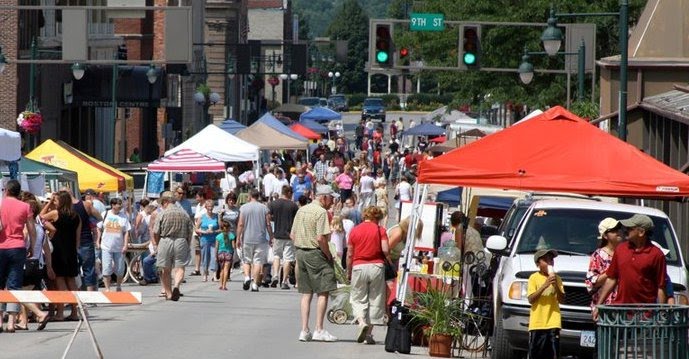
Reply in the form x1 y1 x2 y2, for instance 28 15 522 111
397 183 428 306
142 171 149 198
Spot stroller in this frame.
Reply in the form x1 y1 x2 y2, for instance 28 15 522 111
326 244 355 325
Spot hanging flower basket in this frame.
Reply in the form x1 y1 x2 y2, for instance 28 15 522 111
16 110 43 134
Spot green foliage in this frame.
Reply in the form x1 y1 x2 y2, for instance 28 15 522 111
410 289 464 337
348 93 367 107
196 83 210 97
326 0 370 93
570 100 600 120
293 0 392 38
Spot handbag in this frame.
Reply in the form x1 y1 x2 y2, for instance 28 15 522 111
24 258 42 279
377 226 397 281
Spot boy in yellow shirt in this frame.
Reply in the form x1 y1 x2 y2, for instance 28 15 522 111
528 248 565 359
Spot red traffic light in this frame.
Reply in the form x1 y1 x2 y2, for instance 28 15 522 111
400 47 409 58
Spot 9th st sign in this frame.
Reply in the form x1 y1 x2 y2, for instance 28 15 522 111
409 13 445 32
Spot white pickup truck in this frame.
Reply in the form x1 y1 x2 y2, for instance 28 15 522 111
486 199 689 359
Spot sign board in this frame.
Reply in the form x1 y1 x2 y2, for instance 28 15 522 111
399 201 443 251
564 23 596 73
410 13 445 32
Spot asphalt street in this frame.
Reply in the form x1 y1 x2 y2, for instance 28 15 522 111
2 270 439 358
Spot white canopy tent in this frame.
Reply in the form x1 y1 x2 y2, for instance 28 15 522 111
0 128 21 162
165 124 259 162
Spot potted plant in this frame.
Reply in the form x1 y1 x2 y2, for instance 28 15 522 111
410 288 463 357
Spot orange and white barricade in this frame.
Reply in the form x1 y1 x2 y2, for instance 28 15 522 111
0 290 142 359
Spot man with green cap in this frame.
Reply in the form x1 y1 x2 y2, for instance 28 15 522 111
592 214 666 321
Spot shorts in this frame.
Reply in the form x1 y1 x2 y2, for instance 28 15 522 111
273 239 295 262
156 237 191 269
241 242 269 265
101 250 125 277
191 234 201 251
296 248 336 294
217 252 233 263
528 328 560 359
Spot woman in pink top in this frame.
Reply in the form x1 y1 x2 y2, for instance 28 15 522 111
0 180 37 332
335 168 354 201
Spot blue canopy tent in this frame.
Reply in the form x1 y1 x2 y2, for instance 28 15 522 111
255 113 308 141
299 118 329 134
402 122 446 137
218 119 246 135
436 187 515 217
300 107 342 124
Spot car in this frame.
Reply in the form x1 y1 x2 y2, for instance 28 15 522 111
319 97 329 108
486 198 689 359
361 97 386 122
298 97 320 107
328 94 349 112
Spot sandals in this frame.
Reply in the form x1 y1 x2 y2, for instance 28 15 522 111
36 315 49 331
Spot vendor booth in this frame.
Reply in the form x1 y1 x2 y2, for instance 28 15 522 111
165 124 259 162
26 139 133 193
254 113 308 142
299 106 342 124
289 123 321 140
217 119 247 135
298 119 329 134
236 122 309 151
1 157 80 195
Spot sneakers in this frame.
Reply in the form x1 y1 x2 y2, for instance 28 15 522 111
298 330 312 342
250 282 259 292
280 283 290 290
356 324 370 343
363 335 376 345
242 278 251 291
312 329 338 342
270 278 279 288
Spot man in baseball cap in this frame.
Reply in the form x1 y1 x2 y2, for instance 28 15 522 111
593 213 666 321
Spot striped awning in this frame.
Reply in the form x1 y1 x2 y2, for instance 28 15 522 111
147 148 225 172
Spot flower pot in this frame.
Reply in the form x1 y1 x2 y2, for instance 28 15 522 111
428 333 453 357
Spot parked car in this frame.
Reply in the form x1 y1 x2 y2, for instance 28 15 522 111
319 97 329 108
487 197 689 359
361 97 386 122
298 97 320 107
328 94 349 112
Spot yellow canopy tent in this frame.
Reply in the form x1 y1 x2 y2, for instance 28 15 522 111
26 140 134 193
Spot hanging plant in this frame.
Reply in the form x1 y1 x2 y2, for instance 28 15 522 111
16 109 43 135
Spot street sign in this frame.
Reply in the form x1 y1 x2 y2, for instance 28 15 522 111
409 13 445 32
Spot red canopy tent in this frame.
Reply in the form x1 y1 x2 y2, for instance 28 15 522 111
147 148 226 172
289 123 321 140
419 106 689 198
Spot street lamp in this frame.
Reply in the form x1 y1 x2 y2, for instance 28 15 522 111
146 64 157 84
328 71 340 95
541 3 628 139
518 40 586 103
194 85 220 126
279 73 298 103
71 63 85 80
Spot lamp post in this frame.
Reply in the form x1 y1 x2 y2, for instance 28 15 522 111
541 3 628 140
518 40 586 104
194 85 220 126
279 73 298 103
328 71 340 95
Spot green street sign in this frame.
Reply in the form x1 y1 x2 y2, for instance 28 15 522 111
409 13 445 32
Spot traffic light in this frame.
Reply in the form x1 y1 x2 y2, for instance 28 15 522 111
117 44 128 60
375 24 393 67
460 24 481 70
399 47 409 59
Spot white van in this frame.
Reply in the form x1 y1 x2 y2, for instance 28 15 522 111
486 199 689 359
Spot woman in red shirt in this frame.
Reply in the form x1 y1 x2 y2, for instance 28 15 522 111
346 206 391 345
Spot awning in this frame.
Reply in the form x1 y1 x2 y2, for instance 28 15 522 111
402 123 446 137
289 123 321 140
148 149 226 172
26 140 133 192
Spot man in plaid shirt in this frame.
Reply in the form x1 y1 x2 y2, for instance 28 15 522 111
314 154 328 182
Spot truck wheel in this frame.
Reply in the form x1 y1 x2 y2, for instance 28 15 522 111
491 309 515 359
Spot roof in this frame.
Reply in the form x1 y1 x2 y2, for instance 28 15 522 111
419 106 689 198
640 89 689 125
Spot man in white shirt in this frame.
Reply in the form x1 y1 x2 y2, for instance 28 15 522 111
262 165 277 199
96 197 131 292
358 169 376 212
271 168 289 198
220 167 237 198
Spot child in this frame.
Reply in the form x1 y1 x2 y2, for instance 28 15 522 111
215 220 236 291
527 249 565 359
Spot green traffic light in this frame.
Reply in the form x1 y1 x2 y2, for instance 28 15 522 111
376 51 389 63
463 52 476 65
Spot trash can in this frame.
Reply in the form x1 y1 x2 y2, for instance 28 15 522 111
597 304 689 359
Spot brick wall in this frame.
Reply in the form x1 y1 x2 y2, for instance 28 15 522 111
0 0 19 131
154 0 166 157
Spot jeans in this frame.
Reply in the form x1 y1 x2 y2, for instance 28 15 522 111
142 253 158 282
78 241 97 287
0 248 27 313
200 239 217 273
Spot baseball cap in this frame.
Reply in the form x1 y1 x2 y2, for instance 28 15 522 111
619 214 655 230
651 241 670 256
315 185 339 198
534 248 558 263
83 189 97 196
598 218 621 239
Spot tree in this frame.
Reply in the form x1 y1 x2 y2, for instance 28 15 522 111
326 0 370 93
